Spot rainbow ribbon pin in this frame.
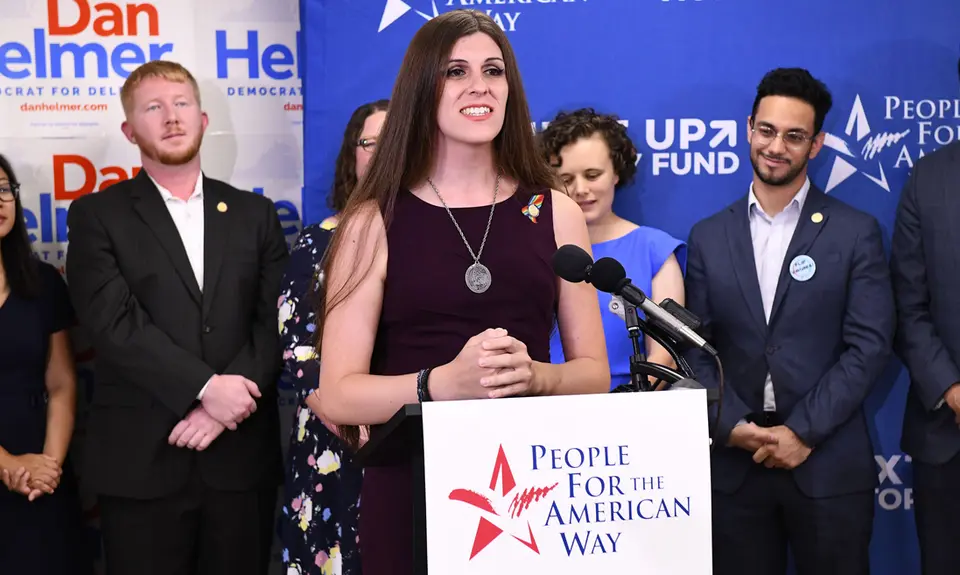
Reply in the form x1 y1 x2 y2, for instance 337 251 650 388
522 194 545 223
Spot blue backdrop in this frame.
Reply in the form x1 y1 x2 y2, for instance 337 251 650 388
300 1 960 573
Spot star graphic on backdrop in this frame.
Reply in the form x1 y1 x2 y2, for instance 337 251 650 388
378 0 440 32
822 95 910 193
448 445 558 560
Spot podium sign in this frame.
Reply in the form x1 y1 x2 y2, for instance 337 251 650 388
422 391 713 574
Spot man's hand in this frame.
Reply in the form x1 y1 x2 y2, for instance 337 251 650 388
169 406 227 451
200 374 261 429
944 384 960 426
752 426 812 470
727 422 779 452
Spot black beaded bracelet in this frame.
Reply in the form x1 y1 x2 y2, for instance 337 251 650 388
417 368 433 402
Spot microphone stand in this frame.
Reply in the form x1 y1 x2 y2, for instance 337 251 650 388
615 300 724 450
614 306 696 393
624 305 648 392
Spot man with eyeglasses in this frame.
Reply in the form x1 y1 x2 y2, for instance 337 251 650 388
683 67 895 575
889 57 960 575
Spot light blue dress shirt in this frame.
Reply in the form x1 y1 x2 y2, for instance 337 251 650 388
747 176 811 412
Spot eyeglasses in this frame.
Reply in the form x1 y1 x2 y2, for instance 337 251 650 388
357 138 377 152
751 124 814 150
0 183 20 203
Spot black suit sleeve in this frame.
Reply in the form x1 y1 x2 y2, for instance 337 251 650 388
890 162 960 411
222 199 289 394
65 197 215 417
784 217 895 446
683 224 753 446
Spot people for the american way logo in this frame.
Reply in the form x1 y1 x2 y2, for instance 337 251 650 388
448 444 559 560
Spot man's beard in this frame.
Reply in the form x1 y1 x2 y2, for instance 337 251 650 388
139 132 203 166
750 151 807 187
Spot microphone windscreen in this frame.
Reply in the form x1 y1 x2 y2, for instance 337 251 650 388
590 257 627 293
552 244 593 283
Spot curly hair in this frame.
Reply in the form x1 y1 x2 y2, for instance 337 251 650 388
538 108 638 191
328 99 390 213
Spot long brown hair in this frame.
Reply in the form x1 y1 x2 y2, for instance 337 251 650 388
329 99 390 213
315 9 557 447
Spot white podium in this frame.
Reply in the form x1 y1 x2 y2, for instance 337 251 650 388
419 390 714 574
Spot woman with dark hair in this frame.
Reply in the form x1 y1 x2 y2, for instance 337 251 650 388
320 99 389 231
311 10 609 575
539 108 686 388
279 99 387 575
0 154 91 574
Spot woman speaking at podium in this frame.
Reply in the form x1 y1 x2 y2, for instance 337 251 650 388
539 109 687 388
310 9 609 575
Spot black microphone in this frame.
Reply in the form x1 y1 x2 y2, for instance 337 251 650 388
590 257 717 356
551 244 595 283
552 245 717 357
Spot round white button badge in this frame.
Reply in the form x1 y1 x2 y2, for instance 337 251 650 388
789 255 816 282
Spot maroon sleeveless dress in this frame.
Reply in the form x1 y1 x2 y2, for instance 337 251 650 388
359 185 559 574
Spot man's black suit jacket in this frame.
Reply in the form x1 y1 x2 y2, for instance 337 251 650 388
891 140 960 465
65 170 289 500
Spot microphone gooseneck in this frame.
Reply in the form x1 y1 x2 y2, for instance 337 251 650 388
584 253 717 357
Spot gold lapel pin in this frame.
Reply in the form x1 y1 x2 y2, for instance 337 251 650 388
811 212 823 223
217 202 228 213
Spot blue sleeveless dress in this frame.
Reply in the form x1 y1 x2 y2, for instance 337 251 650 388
549 226 687 389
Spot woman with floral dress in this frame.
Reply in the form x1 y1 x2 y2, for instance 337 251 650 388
278 225 359 575
279 99 388 575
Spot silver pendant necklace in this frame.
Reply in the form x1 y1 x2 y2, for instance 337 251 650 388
426 172 500 294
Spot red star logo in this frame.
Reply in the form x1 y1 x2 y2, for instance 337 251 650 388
448 444 559 560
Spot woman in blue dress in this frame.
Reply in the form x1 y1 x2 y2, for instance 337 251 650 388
0 154 91 574
279 99 388 575
540 108 687 388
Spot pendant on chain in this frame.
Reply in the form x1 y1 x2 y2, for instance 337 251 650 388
465 262 492 294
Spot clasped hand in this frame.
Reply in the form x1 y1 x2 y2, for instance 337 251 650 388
944 384 960 426
441 328 535 400
168 374 261 450
729 423 811 470
1 453 61 501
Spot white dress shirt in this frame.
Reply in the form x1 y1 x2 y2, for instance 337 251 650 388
747 176 811 412
147 173 212 399
149 173 205 290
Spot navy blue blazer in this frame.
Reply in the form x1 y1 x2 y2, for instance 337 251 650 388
891 140 960 465
684 185 895 498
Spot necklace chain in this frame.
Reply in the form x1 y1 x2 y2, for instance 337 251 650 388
426 172 500 265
